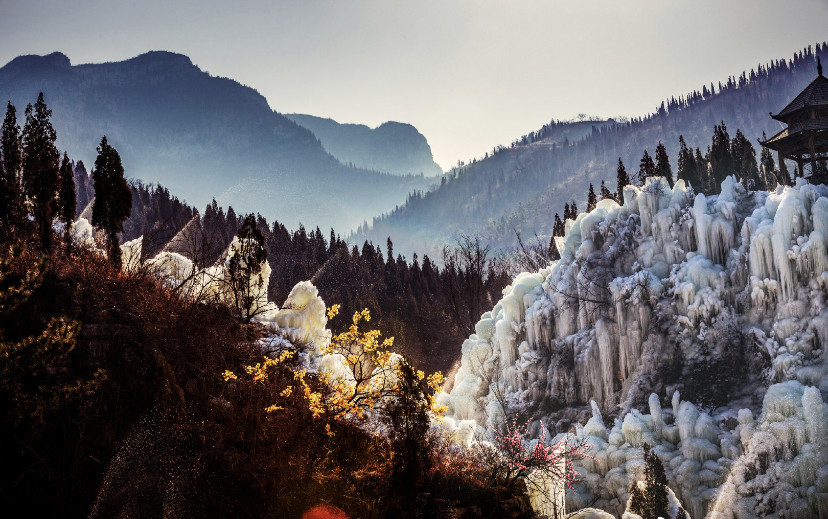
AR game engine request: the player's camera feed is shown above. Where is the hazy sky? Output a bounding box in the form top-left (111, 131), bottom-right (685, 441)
top-left (1, 0), bottom-right (827, 170)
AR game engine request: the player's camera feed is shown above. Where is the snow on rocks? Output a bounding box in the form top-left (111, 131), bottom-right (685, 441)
top-left (71, 217), bottom-right (96, 248)
top-left (708, 380), bottom-right (828, 519)
top-left (440, 176), bottom-right (828, 517)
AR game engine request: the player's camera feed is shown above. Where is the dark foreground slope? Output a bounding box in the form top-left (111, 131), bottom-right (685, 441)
top-left (0, 51), bottom-right (433, 231)
top-left (286, 114), bottom-right (444, 177)
top-left (0, 237), bottom-right (529, 519)
top-left (354, 43), bottom-right (827, 257)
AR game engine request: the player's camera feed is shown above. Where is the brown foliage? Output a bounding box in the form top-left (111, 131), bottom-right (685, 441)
top-left (0, 241), bottom-right (535, 519)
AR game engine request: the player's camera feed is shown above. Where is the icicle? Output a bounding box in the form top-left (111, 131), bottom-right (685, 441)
top-left (596, 319), bottom-right (618, 405)
top-left (693, 193), bottom-right (711, 260)
top-left (672, 390), bottom-right (681, 419)
top-left (649, 393), bottom-right (663, 440)
top-left (802, 385), bottom-right (827, 445)
top-left (677, 401), bottom-right (699, 442)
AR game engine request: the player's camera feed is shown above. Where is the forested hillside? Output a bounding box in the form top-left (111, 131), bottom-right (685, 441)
top-left (354, 43), bottom-right (828, 258)
top-left (0, 51), bottom-right (434, 232)
top-left (0, 93), bottom-right (530, 517)
top-left (66, 172), bottom-right (508, 376)
top-left (161, 201), bottom-right (510, 376)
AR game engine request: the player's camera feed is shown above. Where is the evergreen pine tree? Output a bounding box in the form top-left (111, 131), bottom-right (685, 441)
top-left (553, 213), bottom-right (564, 237)
top-left (695, 148), bottom-right (709, 195)
top-left (547, 234), bottom-right (560, 261)
top-left (760, 134), bottom-right (779, 188)
top-left (708, 121), bottom-right (734, 193)
top-left (638, 149), bottom-right (656, 186)
top-left (57, 152), bottom-right (76, 246)
top-left (739, 139), bottom-right (764, 191)
top-left (587, 183), bottom-right (597, 212)
top-left (21, 93), bottom-right (60, 253)
top-left (570, 201), bottom-right (578, 217)
top-left (1, 102), bottom-right (24, 238)
top-left (730, 129), bottom-right (749, 180)
top-left (643, 444), bottom-right (670, 519)
top-left (92, 136), bottom-right (132, 269)
top-left (563, 203), bottom-right (571, 221)
top-left (676, 135), bottom-right (701, 191)
top-left (600, 180), bottom-right (617, 203)
top-left (226, 206), bottom-right (239, 236)
top-left (654, 141), bottom-right (674, 186)
top-left (226, 214), bottom-right (268, 322)
top-left (616, 158), bottom-right (630, 204)
top-left (628, 482), bottom-right (647, 517)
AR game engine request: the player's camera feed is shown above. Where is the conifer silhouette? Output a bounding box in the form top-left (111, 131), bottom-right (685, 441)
top-left (586, 183), bottom-right (597, 212)
top-left (22, 93), bottom-right (60, 253)
top-left (638, 149), bottom-right (656, 186)
top-left (0, 102), bottom-right (23, 238)
top-left (226, 214), bottom-right (268, 322)
top-left (600, 180), bottom-right (617, 203)
top-left (708, 121), bottom-right (734, 193)
top-left (760, 133), bottom-right (779, 188)
top-left (643, 444), bottom-right (669, 519)
top-left (57, 152), bottom-right (76, 246)
top-left (553, 213), bottom-right (564, 237)
top-left (547, 234), bottom-right (560, 261)
top-left (677, 136), bottom-right (700, 191)
top-left (655, 141), bottom-right (674, 186)
top-left (616, 158), bottom-right (630, 204)
top-left (92, 136), bottom-right (132, 269)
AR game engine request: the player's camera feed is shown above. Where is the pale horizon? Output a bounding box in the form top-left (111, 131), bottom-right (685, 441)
top-left (2, 0), bottom-right (827, 170)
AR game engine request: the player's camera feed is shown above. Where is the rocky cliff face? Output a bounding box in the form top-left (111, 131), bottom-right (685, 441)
top-left (439, 177), bottom-right (828, 518)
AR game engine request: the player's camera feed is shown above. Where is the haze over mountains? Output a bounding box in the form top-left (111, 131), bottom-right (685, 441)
top-left (354, 43), bottom-right (828, 259)
top-left (4, 45), bottom-right (826, 259)
top-left (0, 51), bottom-right (436, 231)
top-left (285, 114), bottom-right (443, 177)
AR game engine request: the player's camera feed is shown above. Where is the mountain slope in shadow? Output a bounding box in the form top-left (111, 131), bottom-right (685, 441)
top-left (0, 51), bottom-right (434, 231)
top-left (286, 114), bottom-right (443, 177)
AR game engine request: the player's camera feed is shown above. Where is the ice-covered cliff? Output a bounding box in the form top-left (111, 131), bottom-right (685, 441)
top-left (439, 177), bottom-right (828, 518)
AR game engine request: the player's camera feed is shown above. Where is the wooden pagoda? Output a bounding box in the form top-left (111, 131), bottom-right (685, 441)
top-left (761, 57), bottom-right (828, 185)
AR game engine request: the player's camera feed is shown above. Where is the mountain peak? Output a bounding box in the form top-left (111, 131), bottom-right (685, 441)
top-left (1, 52), bottom-right (71, 74)
top-left (285, 114), bottom-right (443, 176)
top-left (124, 51), bottom-right (194, 69)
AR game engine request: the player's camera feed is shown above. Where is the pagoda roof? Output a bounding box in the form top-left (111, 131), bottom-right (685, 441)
top-left (761, 125), bottom-right (828, 156)
top-left (772, 72), bottom-right (828, 122)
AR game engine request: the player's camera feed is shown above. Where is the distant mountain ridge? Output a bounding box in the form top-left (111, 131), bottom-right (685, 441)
top-left (0, 51), bottom-right (434, 231)
top-left (353, 43), bottom-right (828, 259)
top-left (285, 114), bottom-right (443, 176)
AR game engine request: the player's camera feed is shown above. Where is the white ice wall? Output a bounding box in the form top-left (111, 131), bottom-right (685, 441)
top-left (442, 176), bottom-right (828, 518)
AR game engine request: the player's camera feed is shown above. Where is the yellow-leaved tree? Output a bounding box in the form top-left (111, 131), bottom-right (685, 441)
top-left (224, 305), bottom-right (445, 433)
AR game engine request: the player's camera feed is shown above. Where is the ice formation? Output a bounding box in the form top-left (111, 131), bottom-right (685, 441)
top-left (120, 236), bottom-right (143, 271)
top-left (111, 225), bottom-right (391, 422)
top-left (440, 177), bottom-right (828, 517)
top-left (70, 217), bottom-right (97, 249)
top-left (565, 509), bottom-right (615, 519)
top-left (116, 229), bottom-right (276, 321)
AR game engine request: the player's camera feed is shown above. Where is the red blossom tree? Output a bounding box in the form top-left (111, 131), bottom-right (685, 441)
top-left (478, 416), bottom-right (593, 505)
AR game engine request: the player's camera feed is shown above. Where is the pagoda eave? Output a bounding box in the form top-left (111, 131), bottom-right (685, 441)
top-left (760, 128), bottom-right (828, 158)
